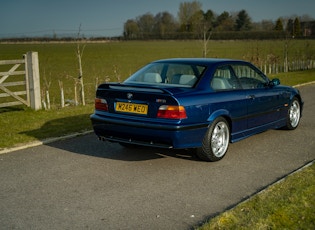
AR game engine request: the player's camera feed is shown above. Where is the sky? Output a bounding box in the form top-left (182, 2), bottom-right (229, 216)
top-left (1, 0), bottom-right (314, 38)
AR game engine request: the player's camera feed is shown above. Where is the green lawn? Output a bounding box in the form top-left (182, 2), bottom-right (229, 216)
top-left (197, 162), bottom-right (315, 230)
top-left (271, 70), bottom-right (315, 86)
top-left (0, 105), bottom-right (93, 149)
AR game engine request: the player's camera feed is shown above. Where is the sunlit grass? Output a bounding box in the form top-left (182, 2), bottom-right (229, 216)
top-left (271, 69), bottom-right (315, 86)
top-left (0, 105), bottom-right (93, 149)
top-left (197, 163), bottom-right (315, 230)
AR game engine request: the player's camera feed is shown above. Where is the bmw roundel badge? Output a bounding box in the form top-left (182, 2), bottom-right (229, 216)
top-left (127, 93), bottom-right (133, 100)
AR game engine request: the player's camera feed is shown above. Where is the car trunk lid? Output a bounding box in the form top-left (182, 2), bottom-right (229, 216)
top-left (95, 83), bottom-right (183, 119)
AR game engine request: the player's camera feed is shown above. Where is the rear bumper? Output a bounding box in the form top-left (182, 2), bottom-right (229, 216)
top-left (90, 113), bottom-right (208, 149)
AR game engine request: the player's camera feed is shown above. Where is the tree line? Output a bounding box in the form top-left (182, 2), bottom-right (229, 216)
top-left (1, 0), bottom-right (314, 42)
top-left (123, 1), bottom-right (315, 40)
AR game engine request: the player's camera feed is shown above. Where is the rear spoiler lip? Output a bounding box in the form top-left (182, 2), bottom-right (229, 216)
top-left (98, 82), bottom-right (174, 95)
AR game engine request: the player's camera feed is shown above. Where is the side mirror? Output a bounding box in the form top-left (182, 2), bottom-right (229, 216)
top-left (270, 78), bottom-right (280, 86)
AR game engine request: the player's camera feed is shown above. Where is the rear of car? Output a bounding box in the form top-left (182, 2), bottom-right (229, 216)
top-left (90, 59), bottom-right (210, 148)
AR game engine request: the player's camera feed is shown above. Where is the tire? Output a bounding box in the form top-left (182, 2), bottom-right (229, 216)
top-left (196, 117), bottom-right (230, 162)
top-left (284, 97), bottom-right (301, 130)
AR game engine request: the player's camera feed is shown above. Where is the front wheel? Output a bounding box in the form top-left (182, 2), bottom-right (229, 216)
top-left (196, 117), bottom-right (230, 162)
top-left (284, 97), bottom-right (301, 130)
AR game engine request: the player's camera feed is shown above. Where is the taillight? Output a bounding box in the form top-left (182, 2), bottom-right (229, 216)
top-left (95, 98), bottom-right (108, 111)
top-left (157, 105), bottom-right (187, 119)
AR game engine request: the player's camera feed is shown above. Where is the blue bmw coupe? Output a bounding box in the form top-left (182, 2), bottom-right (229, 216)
top-left (90, 58), bottom-right (303, 161)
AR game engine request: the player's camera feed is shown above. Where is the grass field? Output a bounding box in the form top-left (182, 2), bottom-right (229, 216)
top-left (0, 105), bottom-right (93, 149)
top-left (1, 40), bottom-right (315, 106)
top-left (198, 162), bottom-right (315, 230)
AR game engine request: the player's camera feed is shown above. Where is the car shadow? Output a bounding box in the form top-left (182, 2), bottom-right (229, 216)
top-left (20, 114), bottom-right (91, 141)
top-left (21, 114), bottom-right (201, 162)
top-left (52, 134), bottom-right (201, 162)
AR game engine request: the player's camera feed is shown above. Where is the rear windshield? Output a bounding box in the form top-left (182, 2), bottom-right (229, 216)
top-left (124, 62), bottom-right (206, 88)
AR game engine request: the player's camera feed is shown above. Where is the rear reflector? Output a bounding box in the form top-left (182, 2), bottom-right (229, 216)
top-left (95, 98), bottom-right (108, 111)
top-left (157, 105), bottom-right (187, 119)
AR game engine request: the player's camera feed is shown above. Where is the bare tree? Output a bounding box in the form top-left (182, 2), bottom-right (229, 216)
top-left (202, 26), bottom-right (212, 58)
top-left (58, 80), bottom-right (65, 108)
top-left (198, 10), bottom-right (214, 57)
top-left (42, 69), bottom-right (51, 110)
top-left (76, 24), bottom-right (86, 106)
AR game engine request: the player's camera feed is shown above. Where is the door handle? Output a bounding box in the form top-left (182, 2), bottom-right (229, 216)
top-left (247, 95), bottom-right (256, 99)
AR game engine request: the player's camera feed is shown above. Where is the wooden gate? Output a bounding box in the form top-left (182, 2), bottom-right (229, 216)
top-left (0, 52), bottom-right (41, 110)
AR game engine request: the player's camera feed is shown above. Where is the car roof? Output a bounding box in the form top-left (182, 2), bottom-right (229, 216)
top-left (152, 58), bottom-right (247, 66)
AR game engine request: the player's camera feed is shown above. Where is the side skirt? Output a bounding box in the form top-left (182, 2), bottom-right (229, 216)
top-left (230, 118), bottom-right (287, 143)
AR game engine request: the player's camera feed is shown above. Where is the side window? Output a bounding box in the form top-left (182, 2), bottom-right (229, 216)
top-left (231, 64), bottom-right (268, 89)
top-left (211, 66), bottom-right (241, 90)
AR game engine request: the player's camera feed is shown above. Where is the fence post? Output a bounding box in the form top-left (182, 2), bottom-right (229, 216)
top-left (25, 51), bottom-right (42, 110)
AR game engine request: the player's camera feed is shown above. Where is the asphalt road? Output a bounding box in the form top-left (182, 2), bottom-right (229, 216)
top-left (1, 84), bottom-right (314, 230)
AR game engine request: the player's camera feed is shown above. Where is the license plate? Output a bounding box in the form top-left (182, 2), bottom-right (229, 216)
top-left (115, 102), bottom-right (148, 115)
